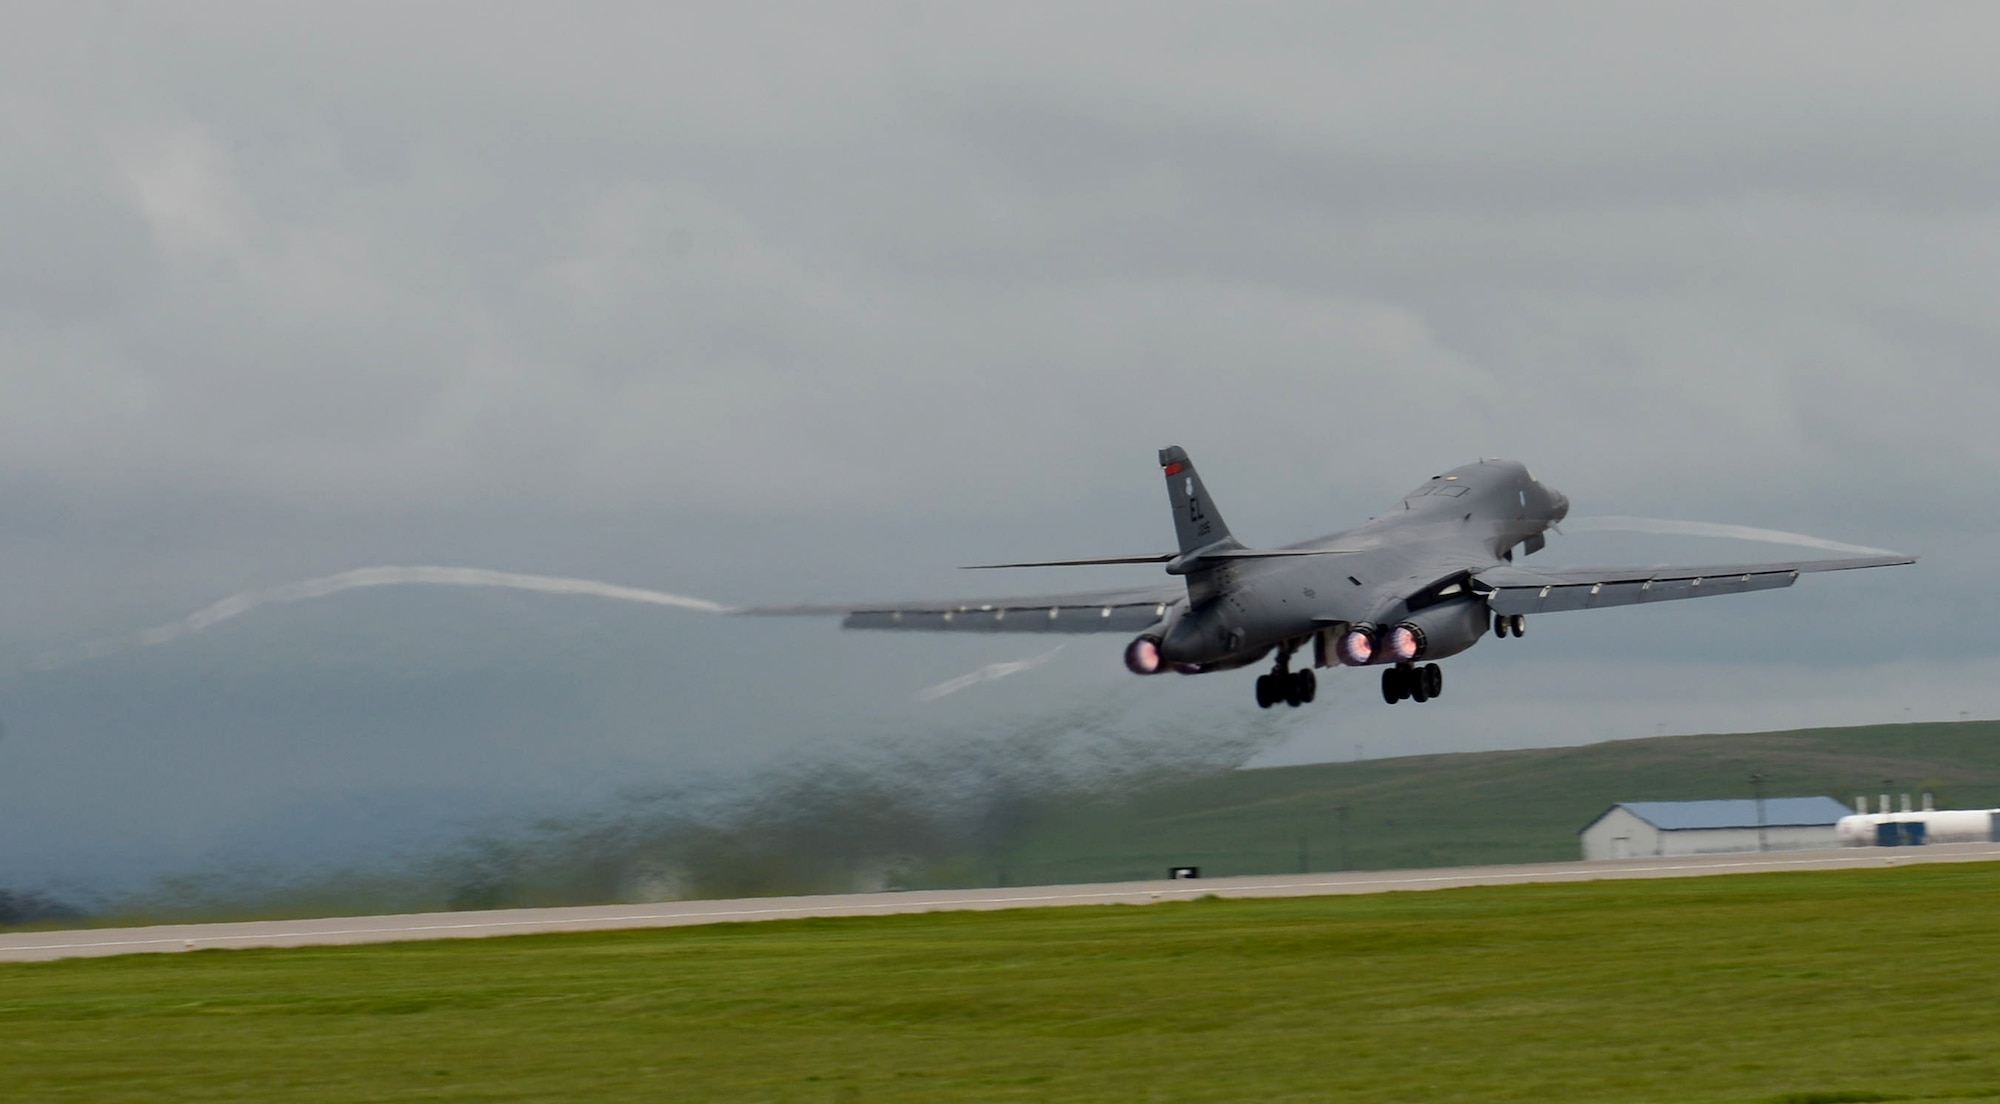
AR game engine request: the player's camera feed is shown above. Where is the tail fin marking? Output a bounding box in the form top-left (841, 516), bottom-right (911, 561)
top-left (1158, 446), bottom-right (1240, 572)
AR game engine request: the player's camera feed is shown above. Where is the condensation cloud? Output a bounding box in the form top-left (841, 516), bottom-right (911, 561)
top-left (40, 566), bottom-right (733, 669)
top-left (1568, 516), bottom-right (1902, 558)
top-left (914, 645), bottom-right (1066, 702)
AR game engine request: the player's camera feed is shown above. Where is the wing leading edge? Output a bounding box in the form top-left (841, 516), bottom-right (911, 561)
top-left (1474, 553), bottom-right (1914, 616)
top-left (736, 584), bottom-right (1184, 634)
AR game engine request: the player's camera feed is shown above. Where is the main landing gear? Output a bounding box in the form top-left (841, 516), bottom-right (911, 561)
top-left (1381, 662), bottom-right (1443, 705)
top-left (1494, 613), bottom-right (1526, 638)
top-left (1254, 646), bottom-right (1316, 709)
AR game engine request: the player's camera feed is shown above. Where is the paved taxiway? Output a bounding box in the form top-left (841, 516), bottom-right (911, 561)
top-left (6, 843), bottom-right (1997, 963)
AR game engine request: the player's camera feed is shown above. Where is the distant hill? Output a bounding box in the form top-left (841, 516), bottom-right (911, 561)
top-left (943, 720), bottom-right (2000, 887)
top-left (73, 719), bottom-right (2000, 924)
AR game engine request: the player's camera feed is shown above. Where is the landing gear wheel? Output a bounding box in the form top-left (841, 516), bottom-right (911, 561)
top-left (1410, 667), bottom-right (1430, 704)
top-left (1255, 675), bottom-right (1275, 709)
top-left (1494, 614), bottom-right (1509, 639)
top-left (1297, 669), bottom-right (1317, 704)
top-left (1381, 667), bottom-right (1401, 705)
top-left (1282, 673), bottom-right (1303, 707)
top-left (1510, 614), bottom-right (1526, 637)
top-left (1423, 663), bottom-right (1443, 699)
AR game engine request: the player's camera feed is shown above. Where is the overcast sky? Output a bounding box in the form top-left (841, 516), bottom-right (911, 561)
top-left (5, 2), bottom-right (1998, 896)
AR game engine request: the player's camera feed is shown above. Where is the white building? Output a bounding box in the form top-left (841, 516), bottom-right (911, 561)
top-left (1580, 797), bottom-right (1851, 861)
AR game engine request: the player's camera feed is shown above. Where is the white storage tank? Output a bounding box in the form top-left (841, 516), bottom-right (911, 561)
top-left (1835, 794), bottom-right (2000, 846)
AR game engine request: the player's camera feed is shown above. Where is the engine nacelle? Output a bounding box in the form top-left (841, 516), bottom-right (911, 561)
top-left (1335, 624), bottom-right (1378, 666)
top-left (1388, 598), bottom-right (1490, 662)
top-left (1124, 634), bottom-right (1166, 675)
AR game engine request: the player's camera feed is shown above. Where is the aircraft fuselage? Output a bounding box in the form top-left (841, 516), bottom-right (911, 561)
top-left (1154, 459), bottom-right (1569, 672)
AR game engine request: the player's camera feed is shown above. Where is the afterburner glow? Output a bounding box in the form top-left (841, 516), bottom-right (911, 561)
top-left (1123, 635), bottom-right (1165, 675)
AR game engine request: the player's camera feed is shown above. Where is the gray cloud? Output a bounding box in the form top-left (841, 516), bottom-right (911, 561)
top-left (7, 3), bottom-right (1997, 518)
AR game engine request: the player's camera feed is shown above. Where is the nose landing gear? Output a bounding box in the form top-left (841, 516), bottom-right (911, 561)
top-left (1381, 662), bottom-right (1443, 705)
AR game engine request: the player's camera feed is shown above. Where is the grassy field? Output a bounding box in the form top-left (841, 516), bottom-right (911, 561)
top-left (6, 862), bottom-right (2000, 1103)
top-left (972, 720), bottom-right (2000, 886)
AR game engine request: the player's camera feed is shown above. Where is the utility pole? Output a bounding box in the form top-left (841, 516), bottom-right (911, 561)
top-left (1749, 771), bottom-right (1769, 852)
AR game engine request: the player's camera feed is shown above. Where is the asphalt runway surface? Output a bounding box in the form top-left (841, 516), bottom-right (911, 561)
top-left (6, 843), bottom-right (1997, 963)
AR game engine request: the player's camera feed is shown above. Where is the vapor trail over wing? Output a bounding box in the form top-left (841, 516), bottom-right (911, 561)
top-left (40, 566), bottom-right (736, 669)
top-left (913, 645), bottom-right (1066, 701)
top-left (1567, 515), bottom-right (1902, 557)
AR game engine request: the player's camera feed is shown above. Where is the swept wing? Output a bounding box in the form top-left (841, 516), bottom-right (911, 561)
top-left (737, 583), bottom-right (1184, 634)
top-left (1475, 554), bottom-right (1913, 616)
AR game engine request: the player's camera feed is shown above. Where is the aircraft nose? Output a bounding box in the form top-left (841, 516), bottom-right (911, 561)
top-left (1549, 488), bottom-right (1570, 522)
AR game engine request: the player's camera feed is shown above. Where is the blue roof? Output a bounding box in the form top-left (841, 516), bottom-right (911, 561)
top-left (1607, 797), bottom-right (1853, 831)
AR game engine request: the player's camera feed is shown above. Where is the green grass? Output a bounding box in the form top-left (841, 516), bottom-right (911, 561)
top-left (7, 863), bottom-right (2000, 1102)
top-left (975, 720), bottom-right (2000, 886)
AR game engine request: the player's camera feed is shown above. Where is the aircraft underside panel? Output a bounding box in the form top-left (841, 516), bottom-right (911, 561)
top-left (1484, 569), bottom-right (1798, 615)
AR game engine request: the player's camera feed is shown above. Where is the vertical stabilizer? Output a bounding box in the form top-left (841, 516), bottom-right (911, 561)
top-left (1159, 446), bottom-right (1239, 566)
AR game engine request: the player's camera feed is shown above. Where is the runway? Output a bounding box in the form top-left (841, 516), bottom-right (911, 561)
top-left (5, 842), bottom-right (1997, 963)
